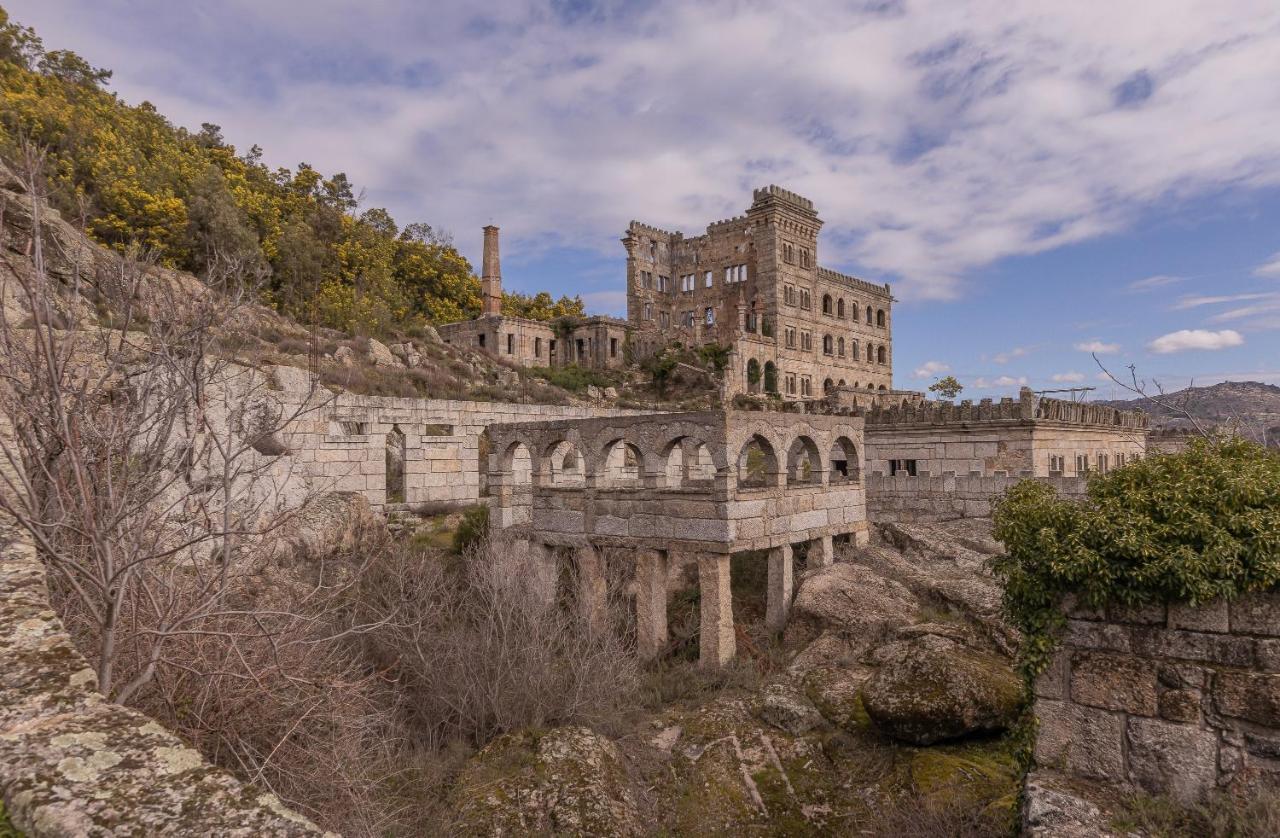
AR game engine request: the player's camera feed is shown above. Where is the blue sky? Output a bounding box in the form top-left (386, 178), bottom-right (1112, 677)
top-left (9, 0), bottom-right (1280, 397)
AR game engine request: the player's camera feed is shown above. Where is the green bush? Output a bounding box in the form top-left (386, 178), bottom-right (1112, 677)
top-left (452, 505), bottom-right (490, 554)
top-left (697, 342), bottom-right (731, 372)
top-left (991, 437), bottom-right (1280, 682)
top-left (525, 365), bottom-right (612, 394)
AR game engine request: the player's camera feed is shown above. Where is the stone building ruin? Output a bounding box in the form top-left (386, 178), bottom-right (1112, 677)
top-left (485, 410), bottom-right (869, 667)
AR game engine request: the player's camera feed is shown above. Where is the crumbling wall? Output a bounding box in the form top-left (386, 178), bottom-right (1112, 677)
top-left (0, 417), bottom-right (326, 837)
top-left (866, 474), bottom-right (1089, 522)
top-left (1033, 592), bottom-right (1280, 803)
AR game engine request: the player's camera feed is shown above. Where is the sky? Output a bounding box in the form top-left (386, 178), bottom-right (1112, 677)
top-left (8, 0), bottom-right (1280, 397)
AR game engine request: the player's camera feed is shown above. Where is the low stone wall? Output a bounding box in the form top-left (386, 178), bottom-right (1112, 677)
top-left (0, 418), bottom-right (326, 836)
top-left (866, 474), bottom-right (1088, 522)
top-left (1033, 592), bottom-right (1280, 803)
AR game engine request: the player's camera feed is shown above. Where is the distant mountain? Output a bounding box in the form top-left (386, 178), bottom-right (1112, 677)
top-left (1094, 380), bottom-right (1280, 446)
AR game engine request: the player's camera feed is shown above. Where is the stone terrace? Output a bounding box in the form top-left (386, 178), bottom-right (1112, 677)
top-left (486, 410), bottom-right (868, 668)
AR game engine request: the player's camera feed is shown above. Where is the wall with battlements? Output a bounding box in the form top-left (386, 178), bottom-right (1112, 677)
top-left (867, 473), bottom-right (1089, 522)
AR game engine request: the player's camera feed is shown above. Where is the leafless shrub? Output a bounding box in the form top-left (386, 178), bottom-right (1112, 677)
top-left (356, 532), bottom-right (640, 749)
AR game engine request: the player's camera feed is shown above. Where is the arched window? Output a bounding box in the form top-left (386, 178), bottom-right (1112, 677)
top-left (838, 379), bottom-right (846, 386)
top-left (837, 298), bottom-right (845, 318)
top-left (866, 305), bottom-right (873, 324)
top-left (547, 440), bottom-right (586, 487)
top-left (822, 334), bottom-right (834, 355)
top-left (665, 437), bottom-right (717, 487)
top-left (764, 361), bottom-right (778, 394)
top-left (822, 294), bottom-right (833, 315)
top-left (866, 343), bottom-right (874, 363)
top-left (829, 437), bottom-right (860, 483)
top-left (601, 439), bottom-right (644, 485)
top-left (877, 309), bottom-right (886, 327)
top-left (746, 358), bottom-right (762, 393)
top-left (877, 345), bottom-right (887, 364)
top-left (823, 378), bottom-right (834, 395)
top-left (837, 337), bottom-right (845, 357)
top-left (850, 339), bottom-right (858, 360)
top-left (786, 436), bottom-right (821, 486)
top-left (879, 384), bottom-right (887, 391)
top-left (738, 435), bottom-right (778, 489)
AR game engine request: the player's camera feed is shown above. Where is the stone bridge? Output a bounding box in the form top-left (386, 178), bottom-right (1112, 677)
top-left (486, 410), bottom-right (869, 667)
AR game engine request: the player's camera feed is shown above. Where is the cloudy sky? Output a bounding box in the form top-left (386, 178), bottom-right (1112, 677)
top-left (10, 0), bottom-right (1280, 396)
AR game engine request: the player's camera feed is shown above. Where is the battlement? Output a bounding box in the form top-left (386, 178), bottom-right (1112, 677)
top-left (817, 266), bottom-right (892, 299)
top-left (866, 388), bottom-right (1149, 430)
top-left (705, 214), bottom-right (751, 234)
top-left (626, 220), bottom-right (681, 241)
top-left (751, 184), bottom-right (815, 212)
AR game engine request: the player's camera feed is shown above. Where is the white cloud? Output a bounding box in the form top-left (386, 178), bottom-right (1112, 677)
top-left (1126, 274), bottom-right (1185, 292)
top-left (1173, 292), bottom-right (1274, 310)
top-left (1147, 328), bottom-right (1244, 353)
top-left (973, 375), bottom-right (1028, 389)
top-left (1074, 340), bottom-right (1121, 354)
top-left (1051, 372), bottom-right (1085, 383)
top-left (8, 0), bottom-right (1280, 300)
top-left (992, 346), bottom-right (1029, 364)
top-left (1254, 251), bottom-right (1280, 278)
top-left (913, 360), bottom-right (951, 379)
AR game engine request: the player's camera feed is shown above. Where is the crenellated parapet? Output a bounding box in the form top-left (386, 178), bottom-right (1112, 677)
top-left (751, 184), bottom-right (815, 212)
top-left (817, 266), bottom-right (893, 299)
top-left (867, 387), bottom-right (1149, 430)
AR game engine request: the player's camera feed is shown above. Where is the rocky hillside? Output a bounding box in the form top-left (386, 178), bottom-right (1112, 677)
top-left (1096, 380), bottom-right (1280, 445)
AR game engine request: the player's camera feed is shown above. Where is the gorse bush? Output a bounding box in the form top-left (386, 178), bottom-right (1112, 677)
top-left (991, 437), bottom-right (1280, 681)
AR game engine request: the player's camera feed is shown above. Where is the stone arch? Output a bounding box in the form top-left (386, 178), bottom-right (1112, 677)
top-left (746, 357), bottom-right (762, 394)
top-left (877, 345), bottom-right (887, 364)
top-left (763, 361), bottom-right (778, 394)
top-left (877, 308), bottom-right (886, 327)
top-left (837, 298), bottom-right (845, 318)
top-left (822, 334), bottom-right (834, 355)
top-left (786, 435), bottom-right (822, 486)
top-left (866, 343), bottom-right (874, 363)
top-left (838, 379), bottom-right (846, 387)
top-left (545, 439), bottom-right (586, 487)
top-left (599, 438), bottom-right (645, 485)
top-left (822, 293), bottom-right (833, 315)
top-left (501, 439), bottom-right (534, 485)
top-left (737, 434), bottom-right (778, 489)
top-left (829, 436), bottom-right (859, 483)
top-left (385, 424), bottom-right (406, 504)
top-left (823, 378), bottom-right (834, 395)
top-left (838, 336), bottom-right (845, 357)
top-left (879, 384), bottom-right (887, 391)
top-left (663, 436), bottom-right (717, 487)
top-left (866, 305), bottom-right (873, 324)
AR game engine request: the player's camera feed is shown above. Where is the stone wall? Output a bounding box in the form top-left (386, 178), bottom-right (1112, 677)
top-left (1033, 592), bottom-right (1280, 803)
top-left (0, 418), bottom-right (324, 836)
top-left (866, 474), bottom-right (1089, 522)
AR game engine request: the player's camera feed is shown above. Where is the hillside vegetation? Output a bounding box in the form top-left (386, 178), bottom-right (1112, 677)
top-left (0, 6), bottom-right (582, 337)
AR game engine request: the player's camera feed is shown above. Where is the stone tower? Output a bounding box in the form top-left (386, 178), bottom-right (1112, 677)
top-left (481, 225), bottom-right (502, 317)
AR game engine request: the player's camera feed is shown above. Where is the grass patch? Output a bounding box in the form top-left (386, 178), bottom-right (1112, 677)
top-left (1112, 790), bottom-right (1280, 837)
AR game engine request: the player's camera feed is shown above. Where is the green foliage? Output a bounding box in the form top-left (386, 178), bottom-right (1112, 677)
top-left (502, 291), bottom-right (584, 321)
top-left (763, 362), bottom-right (778, 394)
top-left (0, 8), bottom-right (480, 336)
top-left (642, 349), bottom-right (680, 394)
top-left (452, 505), bottom-right (489, 555)
top-left (991, 438), bottom-right (1280, 683)
top-left (928, 375), bottom-right (963, 400)
top-left (525, 365), bottom-right (613, 394)
top-left (0, 797), bottom-right (21, 838)
top-left (697, 342), bottom-right (731, 372)
top-left (1113, 789), bottom-right (1280, 837)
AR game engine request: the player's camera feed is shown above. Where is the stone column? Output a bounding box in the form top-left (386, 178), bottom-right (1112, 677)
top-left (698, 553), bottom-right (735, 668)
top-left (766, 544), bottom-right (794, 632)
top-left (811, 535), bottom-right (834, 568)
top-left (576, 543), bottom-right (608, 634)
top-left (529, 542), bottom-right (558, 607)
top-left (635, 548), bottom-right (668, 659)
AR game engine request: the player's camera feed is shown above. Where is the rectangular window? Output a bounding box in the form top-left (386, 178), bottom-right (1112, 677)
top-left (658, 311), bottom-right (670, 328)
top-left (800, 289), bottom-right (812, 310)
top-left (681, 274), bottom-right (695, 292)
top-left (704, 307), bottom-right (714, 326)
top-left (705, 271), bottom-right (714, 288)
top-left (800, 377), bottom-right (811, 397)
top-left (1116, 453), bottom-right (1126, 468)
top-left (1048, 454), bottom-right (1064, 475)
top-left (785, 326), bottom-right (796, 348)
top-left (534, 337), bottom-right (542, 357)
top-left (658, 275), bottom-right (669, 292)
top-left (1076, 454), bottom-right (1089, 474)
top-left (801, 331), bottom-right (812, 351)
top-left (889, 459), bottom-right (919, 477)
top-left (506, 333), bottom-right (514, 355)
top-left (1097, 453), bottom-right (1109, 473)
top-left (786, 374), bottom-right (797, 395)
top-left (610, 337), bottom-right (618, 358)
top-left (682, 310), bottom-right (695, 327)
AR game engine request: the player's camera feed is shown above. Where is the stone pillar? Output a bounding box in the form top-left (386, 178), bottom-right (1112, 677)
top-left (811, 535), bottom-right (834, 568)
top-left (635, 548), bottom-right (668, 659)
top-left (766, 544), bottom-right (794, 632)
top-left (481, 225), bottom-right (503, 316)
top-left (529, 542), bottom-right (558, 607)
top-left (576, 543), bottom-right (608, 634)
top-left (698, 553), bottom-right (735, 668)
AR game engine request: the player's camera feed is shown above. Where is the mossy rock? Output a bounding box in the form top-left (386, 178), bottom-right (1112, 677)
top-left (802, 666), bottom-right (872, 734)
top-left (861, 635), bottom-right (1023, 745)
top-left (450, 726), bottom-right (640, 836)
top-left (887, 742), bottom-right (1021, 832)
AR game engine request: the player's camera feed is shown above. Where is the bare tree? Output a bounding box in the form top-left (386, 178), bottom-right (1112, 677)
top-left (0, 147), bottom-right (347, 702)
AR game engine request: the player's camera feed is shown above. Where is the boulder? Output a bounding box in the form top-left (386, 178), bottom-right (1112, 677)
top-left (758, 683), bottom-right (824, 735)
top-left (788, 563), bottom-right (919, 649)
top-left (861, 634), bottom-right (1023, 745)
top-left (365, 337), bottom-right (400, 367)
top-left (451, 726), bottom-right (640, 837)
top-left (603, 386), bottom-right (619, 399)
top-left (802, 666), bottom-right (873, 733)
top-left (268, 364), bottom-right (314, 393)
top-left (497, 367), bottom-right (521, 388)
top-left (391, 342), bottom-right (423, 368)
top-left (586, 385), bottom-right (603, 400)
top-left (333, 345), bottom-right (356, 366)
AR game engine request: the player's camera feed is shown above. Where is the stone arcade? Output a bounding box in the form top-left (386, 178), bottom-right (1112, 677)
top-left (485, 410), bottom-right (869, 667)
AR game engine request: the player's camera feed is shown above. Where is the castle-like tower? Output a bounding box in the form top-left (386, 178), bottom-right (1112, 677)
top-left (624, 186), bottom-right (895, 401)
top-left (481, 225), bottom-right (503, 317)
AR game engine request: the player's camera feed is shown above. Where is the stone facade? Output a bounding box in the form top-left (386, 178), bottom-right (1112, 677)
top-left (486, 410), bottom-right (869, 667)
top-left (864, 388), bottom-right (1148, 479)
top-left (867, 473), bottom-right (1090, 523)
top-left (1033, 592), bottom-right (1280, 803)
top-left (437, 225), bottom-right (630, 370)
top-left (625, 186), bottom-right (895, 401)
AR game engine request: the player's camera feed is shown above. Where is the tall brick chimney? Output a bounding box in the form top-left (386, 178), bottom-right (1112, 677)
top-left (481, 225), bottom-right (502, 317)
